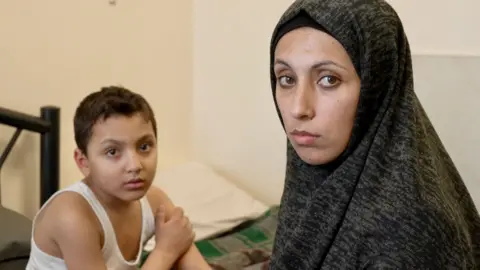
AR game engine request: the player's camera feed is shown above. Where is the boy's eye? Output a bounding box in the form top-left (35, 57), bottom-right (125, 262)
top-left (106, 149), bottom-right (117, 156)
top-left (139, 143), bottom-right (151, 151)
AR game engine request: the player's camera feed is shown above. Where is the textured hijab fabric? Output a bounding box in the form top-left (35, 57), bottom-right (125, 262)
top-left (269, 0), bottom-right (480, 269)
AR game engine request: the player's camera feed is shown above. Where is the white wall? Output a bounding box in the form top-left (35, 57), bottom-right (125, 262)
top-left (192, 1), bottom-right (293, 205)
top-left (192, 0), bottom-right (480, 205)
top-left (0, 1), bottom-right (193, 217)
top-left (388, 0), bottom-right (480, 55)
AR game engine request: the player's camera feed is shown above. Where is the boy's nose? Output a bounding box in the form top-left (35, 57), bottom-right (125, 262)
top-left (126, 152), bottom-right (142, 173)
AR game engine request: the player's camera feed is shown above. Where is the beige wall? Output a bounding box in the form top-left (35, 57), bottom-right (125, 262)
top-left (1, 0), bottom-right (479, 217)
top-left (0, 1), bottom-right (193, 217)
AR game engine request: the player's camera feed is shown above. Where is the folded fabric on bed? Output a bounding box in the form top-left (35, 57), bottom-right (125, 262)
top-left (141, 205), bottom-right (279, 269)
top-left (144, 162), bottom-right (269, 252)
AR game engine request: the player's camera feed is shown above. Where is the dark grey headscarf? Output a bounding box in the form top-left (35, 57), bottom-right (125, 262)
top-left (269, 0), bottom-right (480, 269)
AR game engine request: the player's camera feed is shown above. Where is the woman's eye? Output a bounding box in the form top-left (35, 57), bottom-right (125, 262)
top-left (318, 75), bottom-right (340, 88)
top-left (278, 76), bottom-right (295, 87)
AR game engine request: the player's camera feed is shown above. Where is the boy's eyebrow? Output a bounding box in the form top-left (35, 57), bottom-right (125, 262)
top-left (100, 138), bottom-right (124, 145)
top-left (100, 134), bottom-right (155, 145)
top-left (138, 133), bottom-right (155, 140)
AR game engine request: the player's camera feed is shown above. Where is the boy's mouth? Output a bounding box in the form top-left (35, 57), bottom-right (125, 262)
top-left (124, 178), bottom-right (145, 190)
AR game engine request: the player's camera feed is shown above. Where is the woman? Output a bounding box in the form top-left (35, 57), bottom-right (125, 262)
top-left (268, 0), bottom-right (480, 269)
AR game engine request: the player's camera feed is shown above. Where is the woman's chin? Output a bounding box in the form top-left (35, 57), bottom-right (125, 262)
top-left (295, 147), bottom-right (335, 166)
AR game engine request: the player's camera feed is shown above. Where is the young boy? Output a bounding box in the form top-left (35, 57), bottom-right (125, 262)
top-left (26, 86), bottom-right (211, 270)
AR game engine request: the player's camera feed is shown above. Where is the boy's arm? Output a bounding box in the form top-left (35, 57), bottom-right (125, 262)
top-left (173, 245), bottom-right (212, 270)
top-left (46, 194), bottom-right (107, 270)
top-left (46, 193), bottom-right (176, 270)
top-left (148, 186), bottom-right (212, 269)
top-left (141, 248), bottom-right (177, 269)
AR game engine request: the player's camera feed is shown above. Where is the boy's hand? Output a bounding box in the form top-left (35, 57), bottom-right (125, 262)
top-left (154, 206), bottom-right (195, 259)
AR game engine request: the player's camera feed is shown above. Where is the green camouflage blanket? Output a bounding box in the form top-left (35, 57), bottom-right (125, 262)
top-left (141, 206), bottom-right (279, 269)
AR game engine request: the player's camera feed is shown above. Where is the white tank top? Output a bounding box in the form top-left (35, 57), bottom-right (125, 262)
top-left (26, 181), bottom-right (156, 270)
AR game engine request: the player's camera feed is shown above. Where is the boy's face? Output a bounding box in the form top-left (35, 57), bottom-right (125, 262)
top-left (74, 113), bottom-right (157, 202)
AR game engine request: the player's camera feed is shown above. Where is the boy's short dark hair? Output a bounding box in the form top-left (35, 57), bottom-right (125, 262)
top-left (74, 86), bottom-right (157, 155)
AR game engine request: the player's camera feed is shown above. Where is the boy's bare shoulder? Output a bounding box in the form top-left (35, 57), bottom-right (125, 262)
top-left (33, 191), bottom-right (106, 269)
top-left (146, 186), bottom-right (175, 212)
top-left (36, 191), bottom-right (102, 240)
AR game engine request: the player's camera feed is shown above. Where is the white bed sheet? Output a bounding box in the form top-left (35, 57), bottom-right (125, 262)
top-left (144, 162), bottom-right (268, 251)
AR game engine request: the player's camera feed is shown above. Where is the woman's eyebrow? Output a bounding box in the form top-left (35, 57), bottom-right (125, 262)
top-left (274, 59), bottom-right (347, 70)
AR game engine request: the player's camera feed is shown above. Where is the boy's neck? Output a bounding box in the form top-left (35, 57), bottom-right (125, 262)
top-left (82, 179), bottom-right (136, 213)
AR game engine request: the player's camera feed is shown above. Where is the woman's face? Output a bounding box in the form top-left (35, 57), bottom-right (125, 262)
top-left (274, 27), bottom-right (361, 165)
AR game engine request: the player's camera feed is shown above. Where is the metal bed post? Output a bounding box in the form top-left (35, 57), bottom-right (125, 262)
top-left (40, 106), bottom-right (60, 206)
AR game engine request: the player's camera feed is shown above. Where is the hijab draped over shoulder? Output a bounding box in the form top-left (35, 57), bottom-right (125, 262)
top-left (269, 0), bottom-right (480, 269)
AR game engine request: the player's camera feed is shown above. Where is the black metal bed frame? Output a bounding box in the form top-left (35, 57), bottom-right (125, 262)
top-left (0, 106), bottom-right (60, 207)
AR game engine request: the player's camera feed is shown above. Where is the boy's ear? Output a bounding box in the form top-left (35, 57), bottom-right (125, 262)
top-left (74, 148), bottom-right (90, 177)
